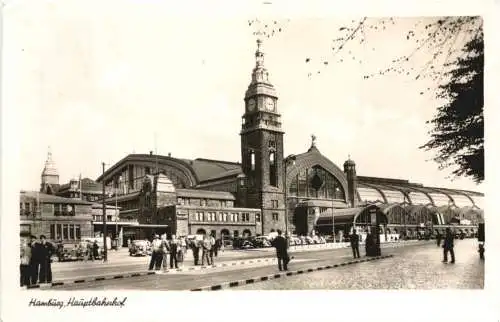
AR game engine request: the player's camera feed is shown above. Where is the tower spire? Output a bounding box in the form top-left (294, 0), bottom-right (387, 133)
top-left (250, 39), bottom-right (271, 85)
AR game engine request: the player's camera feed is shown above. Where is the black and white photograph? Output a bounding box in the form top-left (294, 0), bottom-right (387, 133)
top-left (1, 0), bottom-right (499, 321)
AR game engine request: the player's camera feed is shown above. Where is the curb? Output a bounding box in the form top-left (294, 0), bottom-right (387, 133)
top-left (190, 254), bottom-right (394, 291)
top-left (157, 257), bottom-right (281, 274)
top-left (24, 271), bottom-right (156, 289)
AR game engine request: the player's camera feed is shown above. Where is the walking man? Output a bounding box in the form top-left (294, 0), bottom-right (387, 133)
top-left (271, 230), bottom-right (290, 271)
top-left (442, 228), bottom-right (455, 264)
top-left (350, 228), bottom-right (360, 259)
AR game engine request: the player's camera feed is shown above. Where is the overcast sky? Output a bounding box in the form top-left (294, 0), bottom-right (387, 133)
top-left (4, 0), bottom-right (486, 193)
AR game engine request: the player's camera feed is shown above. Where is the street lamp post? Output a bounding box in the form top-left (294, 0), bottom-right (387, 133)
top-left (101, 162), bottom-right (108, 262)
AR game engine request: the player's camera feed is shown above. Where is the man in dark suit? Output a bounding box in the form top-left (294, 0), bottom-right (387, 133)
top-left (350, 228), bottom-right (360, 259)
top-left (442, 228), bottom-right (455, 263)
top-left (271, 230), bottom-right (290, 271)
top-left (33, 235), bottom-right (54, 283)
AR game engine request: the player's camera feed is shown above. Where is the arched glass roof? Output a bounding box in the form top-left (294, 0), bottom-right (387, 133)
top-left (450, 194), bottom-right (474, 207)
top-left (408, 191), bottom-right (432, 205)
top-left (357, 186), bottom-right (385, 203)
top-left (380, 189), bottom-right (405, 203)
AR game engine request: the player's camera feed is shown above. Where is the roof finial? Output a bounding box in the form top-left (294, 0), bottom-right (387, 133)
top-left (255, 39), bottom-right (264, 68)
top-left (311, 134), bottom-right (316, 147)
top-left (348, 154), bottom-right (351, 160)
top-left (47, 146), bottom-right (52, 161)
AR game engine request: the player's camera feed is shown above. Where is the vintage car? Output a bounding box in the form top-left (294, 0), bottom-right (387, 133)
top-left (129, 240), bottom-right (151, 256)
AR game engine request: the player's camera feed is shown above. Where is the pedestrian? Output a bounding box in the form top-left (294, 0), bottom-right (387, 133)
top-left (20, 237), bottom-right (33, 287)
top-left (442, 228), bottom-right (455, 264)
top-left (436, 231), bottom-right (442, 247)
top-left (192, 239), bottom-right (200, 265)
top-left (214, 238), bottom-right (221, 257)
top-left (34, 235), bottom-right (54, 284)
top-left (160, 234), bottom-right (170, 271)
top-left (271, 230), bottom-right (290, 271)
top-left (349, 228), bottom-right (360, 259)
top-left (149, 234), bottom-right (163, 270)
top-left (169, 235), bottom-right (179, 269)
top-left (177, 236), bottom-right (187, 268)
top-left (365, 231), bottom-right (374, 257)
top-left (208, 233), bottom-right (216, 265)
top-left (92, 240), bottom-right (99, 261)
top-left (201, 233), bottom-right (212, 266)
top-left (478, 243), bottom-right (485, 260)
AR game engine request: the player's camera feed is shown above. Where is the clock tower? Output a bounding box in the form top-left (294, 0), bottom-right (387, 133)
top-left (240, 39), bottom-right (285, 235)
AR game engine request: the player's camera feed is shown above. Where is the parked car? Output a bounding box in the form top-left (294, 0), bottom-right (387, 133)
top-left (129, 240), bottom-right (151, 256)
top-left (252, 236), bottom-right (272, 248)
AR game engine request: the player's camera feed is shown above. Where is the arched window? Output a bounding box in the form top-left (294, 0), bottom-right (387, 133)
top-left (250, 150), bottom-right (255, 171)
top-left (288, 165), bottom-right (345, 200)
top-left (269, 150), bottom-right (277, 187)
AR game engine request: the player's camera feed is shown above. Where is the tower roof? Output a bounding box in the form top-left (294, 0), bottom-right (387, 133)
top-left (344, 155), bottom-right (356, 167)
top-left (41, 147), bottom-right (59, 177)
top-left (245, 39), bottom-right (277, 99)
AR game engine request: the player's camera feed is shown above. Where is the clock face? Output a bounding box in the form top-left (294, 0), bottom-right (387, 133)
top-left (265, 98), bottom-right (275, 111)
top-left (248, 99), bottom-right (256, 111)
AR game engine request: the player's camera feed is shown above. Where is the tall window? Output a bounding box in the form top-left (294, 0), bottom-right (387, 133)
top-left (63, 224), bottom-right (69, 240)
top-left (75, 225), bottom-right (81, 239)
top-left (269, 151), bottom-right (277, 186)
top-left (256, 213), bottom-right (261, 222)
top-left (272, 212), bottom-right (279, 221)
top-left (271, 200), bottom-right (278, 208)
top-left (234, 230), bottom-right (239, 238)
top-left (50, 224), bottom-right (56, 240)
top-left (69, 224), bottom-right (75, 239)
top-left (250, 150), bottom-right (255, 171)
top-left (223, 213), bottom-right (228, 221)
top-left (56, 224), bottom-right (62, 240)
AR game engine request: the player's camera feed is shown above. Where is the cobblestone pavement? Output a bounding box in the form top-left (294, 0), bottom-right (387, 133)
top-left (234, 238), bottom-right (484, 290)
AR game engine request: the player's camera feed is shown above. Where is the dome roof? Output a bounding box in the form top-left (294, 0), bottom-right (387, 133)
top-left (344, 156), bottom-right (356, 167)
top-left (41, 149), bottom-right (58, 177)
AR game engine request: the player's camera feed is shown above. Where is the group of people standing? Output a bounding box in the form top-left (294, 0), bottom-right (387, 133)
top-left (20, 235), bottom-right (54, 287)
top-left (149, 234), bottom-right (188, 271)
top-left (190, 233), bottom-right (220, 267)
top-left (148, 232), bottom-right (222, 271)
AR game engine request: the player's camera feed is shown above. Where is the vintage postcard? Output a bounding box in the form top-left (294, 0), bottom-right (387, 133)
top-left (1, 0), bottom-right (498, 321)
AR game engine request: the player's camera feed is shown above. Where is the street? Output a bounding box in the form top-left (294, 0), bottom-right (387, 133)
top-left (235, 238), bottom-right (484, 290)
top-left (38, 240), bottom-right (482, 291)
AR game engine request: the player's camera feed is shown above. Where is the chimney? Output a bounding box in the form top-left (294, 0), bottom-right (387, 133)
top-left (150, 151), bottom-right (153, 156)
top-left (168, 152), bottom-right (171, 157)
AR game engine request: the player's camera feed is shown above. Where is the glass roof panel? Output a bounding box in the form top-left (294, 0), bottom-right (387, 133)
top-left (408, 191), bottom-right (432, 205)
top-left (380, 189), bottom-right (405, 203)
top-left (470, 195), bottom-right (484, 209)
top-left (357, 187), bottom-right (384, 203)
top-left (428, 193), bottom-right (452, 206)
top-left (451, 194), bottom-right (474, 207)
